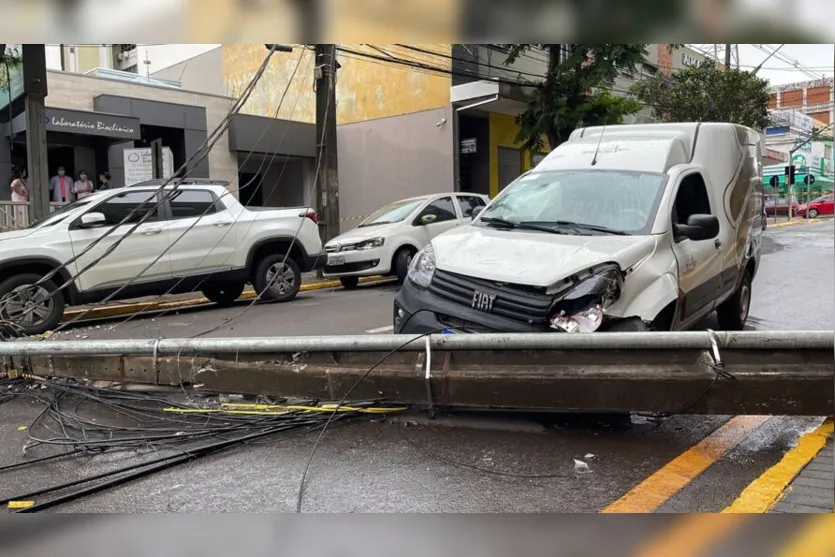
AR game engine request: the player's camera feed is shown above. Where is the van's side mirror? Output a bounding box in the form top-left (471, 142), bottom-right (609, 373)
top-left (79, 212), bottom-right (106, 228)
top-left (471, 205), bottom-right (485, 218)
top-left (676, 214), bottom-right (719, 241)
top-left (418, 214), bottom-right (437, 226)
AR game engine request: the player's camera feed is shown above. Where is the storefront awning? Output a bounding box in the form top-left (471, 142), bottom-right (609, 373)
top-left (7, 107), bottom-right (141, 141)
top-left (227, 114), bottom-right (315, 158)
top-left (451, 80), bottom-right (531, 116)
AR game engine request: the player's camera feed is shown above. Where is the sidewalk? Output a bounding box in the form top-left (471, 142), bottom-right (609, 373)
top-left (769, 435), bottom-right (834, 513)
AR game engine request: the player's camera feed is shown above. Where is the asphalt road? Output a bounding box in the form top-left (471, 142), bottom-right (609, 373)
top-left (0, 221), bottom-right (831, 514)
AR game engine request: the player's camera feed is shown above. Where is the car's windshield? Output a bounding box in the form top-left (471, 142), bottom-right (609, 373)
top-left (26, 198), bottom-right (94, 229)
top-left (479, 170), bottom-right (666, 234)
top-left (359, 198), bottom-right (425, 227)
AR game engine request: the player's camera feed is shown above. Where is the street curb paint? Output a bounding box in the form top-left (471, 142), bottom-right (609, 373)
top-left (774, 514), bottom-right (835, 557)
top-left (61, 276), bottom-right (394, 323)
top-left (632, 514), bottom-right (749, 557)
top-left (721, 418), bottom-right (833, 514)
top-left (600, 415), bottom-right (770, 513)
top-left (768, 218), bottom-right (823, 229)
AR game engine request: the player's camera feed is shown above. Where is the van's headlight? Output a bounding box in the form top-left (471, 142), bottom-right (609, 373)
top-left (549, 268), bottom-right (622, 333)
top-left (356, 238), bottom-right (384, 250)
top-left (407, 244), bottom-right (436, 288)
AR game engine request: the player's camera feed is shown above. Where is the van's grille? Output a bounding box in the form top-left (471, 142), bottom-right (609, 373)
top-left (429, 270), bottom-right (554, 325)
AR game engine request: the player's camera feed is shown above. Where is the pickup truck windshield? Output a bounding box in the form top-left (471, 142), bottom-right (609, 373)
top-left (479, 170), bottom-right (665, 234)
top-left (359, 198), bottom-right (425, 227)
top-left (26, 198), bottom-right (93, 229)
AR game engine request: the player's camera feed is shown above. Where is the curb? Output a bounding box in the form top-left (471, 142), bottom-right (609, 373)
top-left (769, 218), bottom-right (823, 229)
top-left (61, 275), bottom-right (394, 323)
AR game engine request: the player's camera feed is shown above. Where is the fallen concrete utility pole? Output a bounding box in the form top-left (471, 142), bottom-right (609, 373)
top-left (0, 331), bottom-right (832, 416)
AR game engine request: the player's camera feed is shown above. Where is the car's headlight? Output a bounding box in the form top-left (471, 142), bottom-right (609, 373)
top-left (407, 244), bottom-right (435, 288)
top-left (356, 238), bottom-right (385, 250)
top-left (549, 267), bottom-right (622, 333)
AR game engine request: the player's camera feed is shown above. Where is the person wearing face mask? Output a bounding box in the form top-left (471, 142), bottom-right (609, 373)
top-left (72, 170), bottom-right (94, 199)
top-left (50, 166), bottom-right (73, 203)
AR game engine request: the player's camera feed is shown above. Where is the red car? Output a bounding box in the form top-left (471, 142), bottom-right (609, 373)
top-left (796, 193), bottom-right (835, 218)
top-left (764, 198), bottom-right (800, 216)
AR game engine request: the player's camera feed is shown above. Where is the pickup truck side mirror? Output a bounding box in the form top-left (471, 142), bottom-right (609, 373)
top-left (676, 214), bottom-right (719, 241)
top-left (79, 212), bottom-right (106, 228)
top-left (418, 214), bottom-right (437, 226)
top-left (471, 205), bottom-right (485, 218)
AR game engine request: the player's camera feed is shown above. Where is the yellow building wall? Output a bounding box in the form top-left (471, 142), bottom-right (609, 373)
top-left (73, 46), bottom-right (101, 74)
top-left (222, 44), bottom-right (452, 125)
top-left (488, 112), bottom-right (551, 198)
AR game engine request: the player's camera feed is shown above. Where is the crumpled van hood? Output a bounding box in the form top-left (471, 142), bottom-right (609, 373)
top-left (432, 226), bottom-right (658, 287)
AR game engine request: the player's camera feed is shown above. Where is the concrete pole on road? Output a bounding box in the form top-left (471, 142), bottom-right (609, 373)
top-left (314, 44), bottom-right (340, 246)
top-left (22, 45), bottom-right (49, 223)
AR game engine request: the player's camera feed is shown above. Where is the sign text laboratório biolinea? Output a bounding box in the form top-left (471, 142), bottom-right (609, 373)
top-left (47, 116), bottom-right (136, 135)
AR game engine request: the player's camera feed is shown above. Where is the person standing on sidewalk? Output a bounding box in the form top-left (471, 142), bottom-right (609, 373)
top-left (50, 166), bottom-right (73, 204)
top-left (98, 171), bottom-right (113, 191)
top-left (9, 168), bottom-right (29, 227)
top-left (72, 170), bottom-right (94, 199)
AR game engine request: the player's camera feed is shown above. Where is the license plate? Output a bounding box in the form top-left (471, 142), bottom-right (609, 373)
top-left (328, 255), bottom-right (345, 266)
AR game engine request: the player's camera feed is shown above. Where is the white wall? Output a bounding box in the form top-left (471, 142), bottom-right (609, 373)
top-left (137, 44), bottom-right (222, 75)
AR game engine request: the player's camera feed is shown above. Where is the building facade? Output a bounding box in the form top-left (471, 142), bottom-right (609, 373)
top-left (768, 78), bottom-right (835, 125)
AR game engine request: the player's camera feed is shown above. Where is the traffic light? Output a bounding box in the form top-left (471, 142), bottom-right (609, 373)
top-left (784, 165), bottom-right (796, 184)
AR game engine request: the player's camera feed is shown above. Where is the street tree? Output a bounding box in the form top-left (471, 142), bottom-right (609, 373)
top-left (503, 44), bottom-right (647, 152)
top-left (631, 59), bottom-right (771, 129)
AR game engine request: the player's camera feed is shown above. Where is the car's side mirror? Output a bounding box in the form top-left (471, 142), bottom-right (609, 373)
top-left (471, 205), bottom-right (485, 218)
top-left (418, 214), bottom-right (437, 226)
top-left (79, 212), bottom-right (106, 228)
top-left (676, 214), bottom-right (719, 241)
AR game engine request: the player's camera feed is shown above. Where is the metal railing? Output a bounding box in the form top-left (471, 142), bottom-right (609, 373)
top-left (0, 202), bottom-right (65, 230)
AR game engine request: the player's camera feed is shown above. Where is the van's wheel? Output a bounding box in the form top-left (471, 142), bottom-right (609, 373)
top-left (202, 281), bottom-right (245, 307)
top-left (0, 274), bottom-right (65, 336)
top-left (808, 208), bottom-right (819, 218)
top-left (254, 254), bottom-right (302, 302)
top-left (605, 317), bottom-right (651, 332)
top-left (716, 270), bottom-right (751, 331)
top-left (340, 276), bottom-right (359, 290)
top-left (394, 248), bottom-right (414, 284)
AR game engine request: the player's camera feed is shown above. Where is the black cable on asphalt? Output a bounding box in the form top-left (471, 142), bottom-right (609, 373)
top-left (50, 48), bottom-right (312, 335)
top-left (295, 317), bottom-right (445, 513)
top-left (0, 45), bottom-right (282, 323)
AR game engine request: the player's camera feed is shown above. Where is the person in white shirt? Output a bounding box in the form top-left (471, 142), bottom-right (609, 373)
top-left (72, 170), bottom-right (94, 199)
top-left (50, 166), bottom-right (73, 203)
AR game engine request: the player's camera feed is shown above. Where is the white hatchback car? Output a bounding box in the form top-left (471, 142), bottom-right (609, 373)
top-left (324, 192), bottom-right (490, 288)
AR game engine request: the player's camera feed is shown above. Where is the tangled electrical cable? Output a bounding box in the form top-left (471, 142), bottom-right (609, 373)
top-left (0, 376), bottom-right (406, 513)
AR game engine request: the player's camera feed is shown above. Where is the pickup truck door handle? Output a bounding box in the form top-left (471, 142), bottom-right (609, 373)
top-left (714, 239), bottom-right (722, 249)
top-left (141, 229), bottom-right (162, 235)
top-left (214, 222), bottom-right (232, 227)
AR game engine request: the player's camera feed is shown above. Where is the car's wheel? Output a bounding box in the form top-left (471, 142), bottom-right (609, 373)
top-left (808, 208), bottom-right (819, 218)
top-left (201, 281), bottom-right (245, 307)
top-left (0, 273), bottom-right (65, 336)
top-left (253, 254), bottom-right (302, 302)
top-left (716, 270), bottom-right (752, 331)
top-left (605, 317), bottom-right (651, 332)
top-left (394, 248), bottom-right (414, 285)
top-left (340, 276), bottom-right (359, 290)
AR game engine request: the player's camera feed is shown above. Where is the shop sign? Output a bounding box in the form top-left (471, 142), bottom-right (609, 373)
top-left (124, 147), bottom-right (175, 186)
top-left (44, 108), bottom-right (141, 139)
top-left (460, 138), bottom-right (477, 154)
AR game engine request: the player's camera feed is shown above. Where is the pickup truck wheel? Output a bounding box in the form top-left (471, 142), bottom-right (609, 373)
top-left (254, 254), bottom-right (301, 302)
top-left (202, 282), bottom-right (245, 307)
top-left (0, 274), bottom-right (65, 336)
top-left (394, 248), bottom-right (413, 284)
top-left (717, 271), bottom-right (751, 331)
top-left (340, 276), bottom-right (359, 290)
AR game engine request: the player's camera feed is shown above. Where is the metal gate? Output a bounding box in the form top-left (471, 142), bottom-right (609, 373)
top-left (497, 147), bottom-right (522, 191)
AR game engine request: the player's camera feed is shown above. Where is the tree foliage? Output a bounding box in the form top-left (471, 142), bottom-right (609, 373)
top-left (503, 44), bottom-right (649, 151)
top-left (630, 60), bottom-right (771, 129)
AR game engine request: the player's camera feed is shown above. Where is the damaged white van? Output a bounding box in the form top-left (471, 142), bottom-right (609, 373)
top-left (393, 122), bottom-right (765, 334)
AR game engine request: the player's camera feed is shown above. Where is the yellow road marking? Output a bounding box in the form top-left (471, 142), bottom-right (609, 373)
top-left (602, 415), bottom-right (770, 513)
top-left (775, 515), bottom-right (835, 557)
top-left (633, 514), bottom-right (749, 557)
top-left (722, 418), bottom-right (833, 514)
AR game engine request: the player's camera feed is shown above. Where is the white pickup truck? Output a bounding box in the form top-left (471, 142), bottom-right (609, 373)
top-left (0, 179), bottom-right (324, 334)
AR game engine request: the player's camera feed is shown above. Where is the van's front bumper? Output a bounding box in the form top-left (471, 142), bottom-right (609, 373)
top-left (393, 279), bottom-right (544, 334)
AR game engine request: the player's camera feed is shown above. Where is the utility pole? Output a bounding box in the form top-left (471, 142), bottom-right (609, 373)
top-left (724, 44), bottom-right (732, 71)
top-left (314, 44), bottom-right (340, 246)
top-left (22, 45), bottom-right (49, 223)
top-left (150, 138), bottom-right (164, 179)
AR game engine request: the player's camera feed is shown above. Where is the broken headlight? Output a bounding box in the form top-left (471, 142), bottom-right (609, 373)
top-left (549, 267), bottom-right (622, 333)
